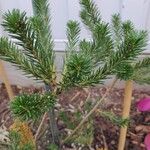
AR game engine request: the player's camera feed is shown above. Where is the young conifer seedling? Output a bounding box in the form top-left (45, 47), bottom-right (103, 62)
top-left (0, 0), bottom-right (149, 149)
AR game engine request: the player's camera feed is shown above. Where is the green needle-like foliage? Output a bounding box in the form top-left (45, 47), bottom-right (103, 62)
top-left (0, 38), bottom-right (42, 79)
top-left (62, 21), bottom-right (93, 89)
top-left (80, 0), bottom-right (113, 62)
top-left (10, 93), bottom-right (55, 121)
top-left (0, 0), bottom-right (148, 90)
top-left (111, 13), bottom-right (150, 81)
top-left (111, 14), bottom-right (149, 81)
top-left (9, 131), bottom-right (34, 150)
top-left (100, 111), bottom-right (129, 127)
top-left (62, 21), bottom-right (148, 87)
top-left (0, 0), bottom-right (149, 145)
top-left (134, 57), bottom-right (150, 69)
top-left (66, 21), bottom-right (80, 52)
top-left (80, 0), bottom-right (101, 31)
top-left (62, 52), bottom-right (93, 89)
top-left (133, 57), bottom-right (150, 84)
top-left (2, 10), bottom-right (36, 56)
top-left (133, 66), bottom-right (150, 84)
top-left (1, 1), bottom-right (55, 84)
top-left (0, 0), bottom-right (58, 146)
top-left (61, 0), bottom-right (148, 89)
top-left (111, 14), bottom-right (122, 46)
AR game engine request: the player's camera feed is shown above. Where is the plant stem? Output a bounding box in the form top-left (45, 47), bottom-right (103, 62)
top-left (63, 78), bottom-right (117, 143)
top-left (48, 108), bottom-right (60, 146)
top-left (45, 85), bottom-right (60, 148)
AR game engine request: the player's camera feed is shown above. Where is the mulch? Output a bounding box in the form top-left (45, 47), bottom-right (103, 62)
top-left (0, 83), bottom-right (150, 150)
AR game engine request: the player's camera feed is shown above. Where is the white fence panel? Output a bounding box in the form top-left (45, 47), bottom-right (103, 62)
top-left (0, 0), bottom-right (149, 86)
top-left (0, 0), bottom-right (150, 51)
top-left (122, 0), bottom-right (148, 29)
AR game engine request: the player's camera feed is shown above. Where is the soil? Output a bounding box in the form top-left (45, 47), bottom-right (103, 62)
top-left (0, 83), bottom-right (150, 150)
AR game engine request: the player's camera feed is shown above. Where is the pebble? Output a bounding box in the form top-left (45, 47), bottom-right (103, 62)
top-left (68, 109), bottom-right (75, 113)
top-left (111, 140), bottom-right (116, 145)
top-left (55, 103), bottom-right (61, 108)
top-left (69, 104), bottom-right (75, 109)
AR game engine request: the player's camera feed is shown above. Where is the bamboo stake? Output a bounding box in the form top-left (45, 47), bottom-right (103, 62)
top-left (118, 80), bottom-right (133, 150)
top-left (0, 61), bottom-right (14, 99)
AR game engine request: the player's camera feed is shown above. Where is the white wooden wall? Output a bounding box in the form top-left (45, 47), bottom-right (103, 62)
top-left (0, 0), bottom-right (150, 51)
top-left (0, 0), bottom-right (150, 86)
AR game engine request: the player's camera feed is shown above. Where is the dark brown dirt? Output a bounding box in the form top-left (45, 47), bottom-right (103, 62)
top-left (0, 83), bottom-right (150, 150)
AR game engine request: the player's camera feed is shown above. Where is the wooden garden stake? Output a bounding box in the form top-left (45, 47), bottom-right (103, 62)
top-left (118, 80), bottom-right (133, 150)
top-left (0, 61), bottom-right (14, 99)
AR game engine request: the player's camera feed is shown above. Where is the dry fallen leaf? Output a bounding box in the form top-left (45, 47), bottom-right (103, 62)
top-left (135, 125), bottom-right (150, 133)
top-left (0, 127), bottom-right (9, 143)
top-left (96, 148), bottom-right (108, 150)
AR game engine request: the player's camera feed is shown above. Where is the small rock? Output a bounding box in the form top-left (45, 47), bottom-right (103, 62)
top-left (132, 140), bottom-right (138, 145)
top-left (111, 140), bottom-right (115, 145)
top-left (69, 104), bottom-right (75, 109)
top-left (55, 103), bottom-right (61, 108)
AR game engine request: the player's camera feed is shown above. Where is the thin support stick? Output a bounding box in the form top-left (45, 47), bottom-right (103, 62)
top-left (63, 78), bottom-right (117, 143)
top-left (34, 112), bottom-right (47, 141)
top-left (0, 61), bottom-right (14, 99)
top-left (118, 80), bottom-right (133, 150)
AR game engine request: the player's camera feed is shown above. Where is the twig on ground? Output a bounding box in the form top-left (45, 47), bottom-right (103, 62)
top-left (1, 109), bottom-right (10, 126)
top-left (100, 127), bottom-right (108, 150)
top-left (37, 124), bottom-right (48, 141)
top-left (35, 112), bottom-right (47, 141)
top-left (71, 92), bottom-right (80, 102)
top-left (85, 91), bottom-right (91, 103)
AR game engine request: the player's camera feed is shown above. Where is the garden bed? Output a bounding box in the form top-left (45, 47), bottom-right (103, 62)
top-left (0, 83), bottom-right (149, 150)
